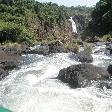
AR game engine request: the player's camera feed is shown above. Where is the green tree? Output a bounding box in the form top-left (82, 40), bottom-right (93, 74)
top-left (88, 0), bottom-right (112, 36)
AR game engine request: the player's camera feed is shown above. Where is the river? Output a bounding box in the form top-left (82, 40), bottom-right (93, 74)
top-left (0, 45), bottom-right (112, 112)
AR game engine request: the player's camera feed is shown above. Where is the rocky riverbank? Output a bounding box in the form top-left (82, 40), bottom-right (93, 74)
top-left (0, 42), bottom-right (30, 80)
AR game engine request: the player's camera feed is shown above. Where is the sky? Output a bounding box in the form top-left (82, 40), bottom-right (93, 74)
top-left (36, 0), bottom-right (99, 7)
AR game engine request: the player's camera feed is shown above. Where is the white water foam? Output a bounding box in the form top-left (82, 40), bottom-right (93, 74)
top-left (0, 47), bottom-right (112, 112)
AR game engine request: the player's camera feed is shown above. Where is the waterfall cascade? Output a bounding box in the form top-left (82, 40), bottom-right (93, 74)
top-left (69, 17), bottom-right (78, 34)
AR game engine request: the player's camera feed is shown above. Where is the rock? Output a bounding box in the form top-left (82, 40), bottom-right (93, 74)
top-left (107, 65), bottom-right (112, 76)
top-left (48, 41), bottom-right (67, 53)
top-left (105, 42), bottom-right (112, 54)
top-left (76, 51), bottom-right (93, 63)
top-left (98, 81), bottom-right (112, 89)
top-left (58, 64), bottom-right (110, 88)
top-left (27, 45), bottom-right (49, 55)
top-left (0, 46), bottom-right (21, 80)
top-left (4, 47), bottom-right (21, 55)
top-left (1, 60), bottom-right (19, 70)
top-left (0, 68), bottom-right (8, 80)
top-left (27, 41), bottom-right (68, 55)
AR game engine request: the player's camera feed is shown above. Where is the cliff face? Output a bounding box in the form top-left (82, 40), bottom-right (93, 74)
top-left (72, 15), bottom-right (90, 36)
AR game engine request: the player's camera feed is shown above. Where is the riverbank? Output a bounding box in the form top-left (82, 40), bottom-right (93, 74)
top-left (0, 42), bottom-right (30, 80)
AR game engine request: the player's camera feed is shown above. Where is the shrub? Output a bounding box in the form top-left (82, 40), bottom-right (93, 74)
top-left (102, 33), bottom-right (112, 42)
top-left (65, 42), bottom-right (79, 53)
top-left (84, 43), bottom-right (92, 55)
top-left (0, 20), bottom-right (36, 44)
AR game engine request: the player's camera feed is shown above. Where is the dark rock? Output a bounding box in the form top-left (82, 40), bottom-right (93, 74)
top-left (26, 41), bottom-right (68, 55)
top-left (72, 15), bottom-right (85, 35)
top-left (107, 65), bottom-right (112, 76)
top-left (0, 46), bottom-right (21, 80)
top-left (76, 51), bottom-right (93, 63)
top-left (98, 81), bottom-right (112, 89)
top-left (0, 68), bottom-right (8, 80)
top-left (27, 45), bottom-right (49, 55)
top-left (48, 41), bottom-right (67, 53)
top-left (4, 47), bottom-right (21, 55)
top-left (1, 61), bottom-right (19, 70)
top-left (58, 64), bottom-right (110, 88)
top-left (105, 43), bottom-right (112, 54)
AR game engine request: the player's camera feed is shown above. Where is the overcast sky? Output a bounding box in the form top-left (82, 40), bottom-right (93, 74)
top-left (36, 0), bottom-right (99, 7)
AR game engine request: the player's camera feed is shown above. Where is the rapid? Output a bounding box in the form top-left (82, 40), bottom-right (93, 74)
top-left (0, 44), bottom-right (112, 112)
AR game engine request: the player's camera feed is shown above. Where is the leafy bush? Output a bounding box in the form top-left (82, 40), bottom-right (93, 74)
top-left (64, 41), bottom-right (79, 53)
top-left (0, 13), bottom-right (25, 25)
top-left (0, 21), bottom-right (35, 43)
top-left (84, 43), bottom-right (92, 55)
top-left (102, 33), bottom-right (112, 42)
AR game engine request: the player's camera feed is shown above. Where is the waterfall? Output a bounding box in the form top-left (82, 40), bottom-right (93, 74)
top-left (69, 17), bottom-right (78, 34)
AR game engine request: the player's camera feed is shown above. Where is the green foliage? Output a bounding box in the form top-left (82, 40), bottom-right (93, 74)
top-left (102, 33), bottom-right (112, 42)
top-left (0, 0), bottom-right (94, 44)
top-left (65, 5), bottom-right (93, 18)
top-left (34, 2), bottom-right (68, 27)
top-left (0, 20), bottom-right (35, 43)
top-left (85, 0), bottom-right (112, 37)
top-left (84, 43), bottom-right (92, 55)
top-left (64, 39), bottom-right (80, 53)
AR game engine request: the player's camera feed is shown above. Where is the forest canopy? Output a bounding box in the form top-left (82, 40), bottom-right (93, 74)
top-left (0, 0), bottom-right (110, 43)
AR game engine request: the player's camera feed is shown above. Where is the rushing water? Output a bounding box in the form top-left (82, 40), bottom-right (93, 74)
top-left (0, 45), bottom-right (112, 112)
top-left (69, 17), bottom-right (78, 34)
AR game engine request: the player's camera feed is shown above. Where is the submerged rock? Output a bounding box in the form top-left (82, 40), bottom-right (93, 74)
top-left (58, 64), bottom-right (110, 88)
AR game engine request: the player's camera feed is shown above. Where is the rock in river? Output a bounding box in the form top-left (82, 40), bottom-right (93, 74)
top-left (58, 64), bottom-right (110, 88)
top-left (76, 51), bottom-right (93, 63)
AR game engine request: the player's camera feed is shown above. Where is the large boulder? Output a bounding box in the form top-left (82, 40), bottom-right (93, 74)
top-left (76, 51), bottom-right (93, 63)
top-left (58, 64), bottom-right (110, 88)
top-left (0, 46), bottom-right (21, 80)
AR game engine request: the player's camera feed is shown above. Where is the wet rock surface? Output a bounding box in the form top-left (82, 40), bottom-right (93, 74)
top-left (106, 42), bottom-right (112, 54)
top-left (0, 46), bottom-right (22, 81)
top-left (48, 41), bottom-right (67, 54)
top-left (76, 51), bottom-right (93, 63)
top-left (58, 63), bottom-right (110, 88)
top-left (107, 64), bottom-right (112, 76)
top-left (27, 41), bottom-right (74, 55)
